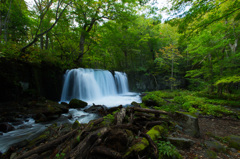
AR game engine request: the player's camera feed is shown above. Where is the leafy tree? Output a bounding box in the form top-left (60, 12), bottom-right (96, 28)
top-left (20, 0), bottom-right (71, 52)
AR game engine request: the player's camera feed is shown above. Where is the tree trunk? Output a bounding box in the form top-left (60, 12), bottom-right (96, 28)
top-left (76, 32), bottom-right (86, 62)
top-left (229, 39), bottom-right (238, 54)
top-left (45, 33), bottom-right (49, 50)
top-left (3, 0), bottom-right (12, 43)
top-left (0, 11), bottom-right (2, 42)
top-left (171, 52), bottom-right (174, 91)
top-left (40, 29), bottom-right (44, 49)
top-left (20, 1), bottom-right (70, 53)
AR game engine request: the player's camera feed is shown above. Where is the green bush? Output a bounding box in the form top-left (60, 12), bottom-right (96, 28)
top-left (157, 141), bottom-right (182, 159)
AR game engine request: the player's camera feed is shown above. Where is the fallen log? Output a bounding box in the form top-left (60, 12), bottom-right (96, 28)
top-left (140, 133), bottom-right (158, 159)
top-left (123, 125), bottom-right (165, 158)
top-left (70, 127), bottom-right (110, 159)
top-left (15, 129), bottom-right (78, 159)
top-left (115, 108), bottom-right (126, 125)
top-left (91, 146), bottom-right (122, 159)
top-left (131, 107), bottom-right (168, 116)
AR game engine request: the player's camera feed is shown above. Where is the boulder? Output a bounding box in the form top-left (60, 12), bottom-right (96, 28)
top-left (205, 140), bottom-right (226, 152)
top-left (0, 122), bottom-right (15, 133)
top-left (225, 135), bottom-right (240, 150)
top-left (69, 99), bottom-right (88, 108)
top-left (84, 104), bottom-right (107, 116)
top-left (167, 137), bottom-right (194, 150)
top-left (173, 111), bottom-right (200, 138)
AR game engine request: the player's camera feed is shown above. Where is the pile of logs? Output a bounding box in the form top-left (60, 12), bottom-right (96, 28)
top-left (5, 105), bottom-right (171, 159)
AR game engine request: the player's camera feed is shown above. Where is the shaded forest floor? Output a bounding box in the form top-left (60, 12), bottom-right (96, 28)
top-left (180, 116), bottom-right (240, 159)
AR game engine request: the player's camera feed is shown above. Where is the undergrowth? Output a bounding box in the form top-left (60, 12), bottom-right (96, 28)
top-left (142, 90), bottom-right (239, 118)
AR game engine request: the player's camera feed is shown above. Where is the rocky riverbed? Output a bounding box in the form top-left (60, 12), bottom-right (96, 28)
top-left (0, 99), bottom-right (239, 159)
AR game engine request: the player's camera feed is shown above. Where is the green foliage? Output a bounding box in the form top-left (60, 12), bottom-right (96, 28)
top-left (215, 76), bottom-right (240, 86)
top-left (103, 113), bottom-right (115, 125)
top-left (55, 153), bottom-right (65, 159)
top-left (157, 141), bottom-right (182, 159)
top-left (142, 92), bottom-right (167, 107)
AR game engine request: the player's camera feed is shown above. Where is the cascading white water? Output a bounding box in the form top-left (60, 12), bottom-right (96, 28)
top-left (60, 68), bottom-right (134, 105)
top-left (0, 68), bottom-right (141, 154)
top-left (114, 71), bottom-right (129, 94)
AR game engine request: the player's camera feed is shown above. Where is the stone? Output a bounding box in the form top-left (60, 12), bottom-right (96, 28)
top-left (69, 99), bottom-right (88, 108)
top-left (0, 122), bottom-right (15, 133)
top-left (84, 104), bottom-right (107, 116)
top-left (173, 111), bottom-right (200, 138)
top-left (204, 150), bottom-right (217, 159)
top-left (205, 140), bottom-right (226, 152)
top-left (167, 137), bottom-right (195, 149)
top-left (131, 101), bottom-right (140, 107)
top-left (225, 135), bottom-right (240, 150)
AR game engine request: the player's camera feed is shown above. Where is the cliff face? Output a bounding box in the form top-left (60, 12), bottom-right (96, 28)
top-left (127, 71), bottom-right (187, 92)
top-left (0, 59), bottom-right (64, 102)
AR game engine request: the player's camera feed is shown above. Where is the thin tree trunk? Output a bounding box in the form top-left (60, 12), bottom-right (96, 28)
top-left (3, 0), bottom-right (12, 43)
top-left (20, 1), bottom-right (70, 53)
top-left (229, 39), bottom-right (238, 54)
top-left (45, 33), bottom-right (49, 50)
top-left (40, 28), bottom-right (44, 49)
top-left (0, 10), bottom-right (2, 41)
top-left (171, 51), bottom-right (174, 91)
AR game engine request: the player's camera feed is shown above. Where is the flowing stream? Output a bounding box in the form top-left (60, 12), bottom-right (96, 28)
top-left (0, 68), bottom-right (140, 153)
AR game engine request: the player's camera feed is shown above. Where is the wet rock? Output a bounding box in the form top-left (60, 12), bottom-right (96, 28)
top-left (205, 140), bottom-right (226, 152)
top-left (225, 135), bottom-right (240, 150)
top-left (69, 99), bottom-right (88, 108)
top-left (35, 113), bottom-right (47, 123)
top-left (167, 137), bottom-right (194, 149)
top-left (173, 111), bottom-right (200, 138)
top-left (0, 122), bottom-right (15, 133)
top-left (131, 101), bottom-right (140, 107)
top-left (84, 104), bottom-right (107, 116)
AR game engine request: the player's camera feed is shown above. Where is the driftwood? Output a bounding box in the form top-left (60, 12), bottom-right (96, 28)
top-left (91, 146), bottom-right (122, 159)
top-left (115, 108), bottom-right (126, 125)
top-left (70, 127), bottom-right (110, 159)
top-left (15, 129), bottom-right (78, 159)
top-left (131, 107), bottom-right (168, 115)
top-left (8, 107), bottom-right (173, 159)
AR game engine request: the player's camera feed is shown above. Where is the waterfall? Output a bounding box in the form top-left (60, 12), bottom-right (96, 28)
top-left (114, 71), bottom-right (129, 94)
top-left (60, 68), bottom-right (129, 103)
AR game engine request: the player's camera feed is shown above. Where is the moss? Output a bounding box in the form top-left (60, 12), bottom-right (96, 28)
top-left (205, 150), bottom-right (217, 159)
top-left (176, 111), bottom-right (198, 118)
top-left (69, 99), bottom-right (88, 108)
top-left (146, 125), bottom-right (165, 141)
top-left (225, 135), bottom-right (240, 150)
top-left (124, 125), bottom-right (166, 157)
top-left (72, 120), bottom-right (80, 129)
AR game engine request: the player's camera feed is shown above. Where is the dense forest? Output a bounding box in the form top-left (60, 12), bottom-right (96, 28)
top-left (1, 0), bottom-right (240, 158)
top-left (1, 0), bottom-right (239, 94)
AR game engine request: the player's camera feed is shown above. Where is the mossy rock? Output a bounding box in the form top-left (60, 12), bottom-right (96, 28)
top-left (225, 135), bottom-right (240, 150)
top-left (124, 125), bottom-right (166, 158)
top-left (205, 140), bottom-right (227, 152)
top-left (173, 111), bottom-right (200, 138)
top-left (204, 150), bottom-right (217, 159)
top-left (168, 137), bottom-right (194, 150)
top-left (69, 99), bottom-right (88, 108)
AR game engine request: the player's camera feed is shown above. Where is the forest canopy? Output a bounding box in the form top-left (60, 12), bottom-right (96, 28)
top-left (0, 0), bottom-right (239, 94)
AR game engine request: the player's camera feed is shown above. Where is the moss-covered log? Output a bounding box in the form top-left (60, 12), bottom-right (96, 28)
top-left (124, 125), bottom-right (165, 158)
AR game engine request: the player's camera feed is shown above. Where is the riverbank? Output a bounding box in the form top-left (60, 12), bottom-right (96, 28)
top-left (1, 90), bottom-right (240, 159)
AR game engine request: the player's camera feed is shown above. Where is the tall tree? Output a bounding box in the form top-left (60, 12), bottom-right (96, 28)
top-left (20, 0), bottom-right (71, 52)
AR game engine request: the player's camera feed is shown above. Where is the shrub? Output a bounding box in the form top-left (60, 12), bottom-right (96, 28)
top-left (157, 141), bottom-right (182, 159)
